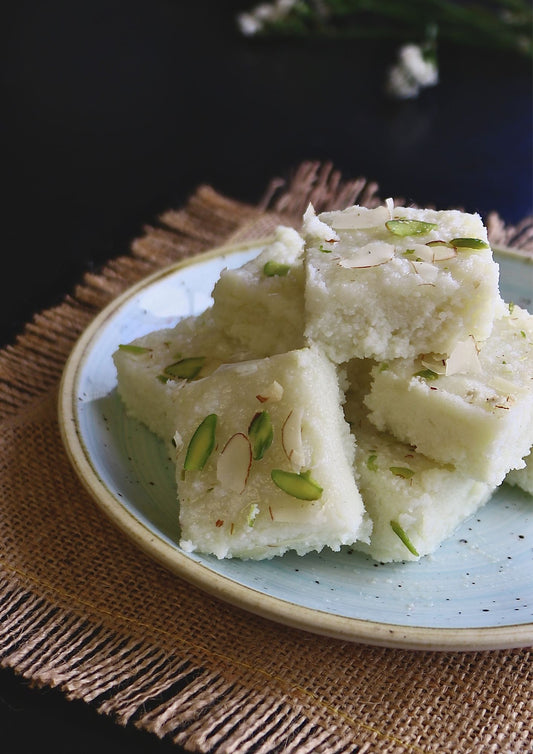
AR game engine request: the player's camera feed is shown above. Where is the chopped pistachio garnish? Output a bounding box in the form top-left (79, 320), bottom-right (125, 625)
top-left (414, 368), bottom-right (439, 381)
top-left (366, 454), bottom-right (378, 471)
top-left (386, 219), bottom-right (437, 237)
top-left (271, 469), bottom-right (323, 501)
top-left (449, 237), bottom-right (489, 250)
top-left (118, 344), bottom-right (151, 355)
top-left (248, 410), bottom-right (273, 460)
top-left (379, 362), bottom-right (389, 372)
top-left (508, 301), bottom-right (515, 314)
top-left (263, 260), bottom-right (290, 277)
top-left (319, 244), bottom-right (333, 253)
top-left (164, 356), bottom-right (205, 381)
top-left (246, 503), bottom-right (259, 528)
top-left (183, 414), bottom-right (217, 471)
top-left (389, 467), bottom-right (415, 479)
top-left (390, 520), bottom-right (419, 556)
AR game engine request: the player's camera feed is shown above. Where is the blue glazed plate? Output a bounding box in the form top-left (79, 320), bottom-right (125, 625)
top-left (59, 241), bottom-right (533, 651)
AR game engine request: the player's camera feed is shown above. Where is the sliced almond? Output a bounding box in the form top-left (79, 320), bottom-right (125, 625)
top-left (420, 353), bottom-right (447, 375)
top-left (487, 375), bottom-right (520, 396)
top-left (403, 243), bottom-right (456, 263)
top-left (410, 260), bottom-right (439, 284)
top-left (328, 205), bottom-right (390, 230)
top-left (425, 241), bottom-right (458, 261)
top-left (217, 433), bottom-right (252, 493)
top-left (281, 408), bottom-right (306, 470)
top-left (446, 336), bottom-right (482, 376)
top-left (338, 242), bottom-right (395, 269)
top-left (256, 380), bottom-right (284, 403)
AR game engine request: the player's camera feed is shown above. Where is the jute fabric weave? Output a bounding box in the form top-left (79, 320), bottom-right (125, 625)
top-left (1, 162), bottom-right (532, 753)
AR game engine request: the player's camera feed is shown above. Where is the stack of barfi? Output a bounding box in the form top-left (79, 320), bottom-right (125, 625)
top-left (114, 199), bottom-right (533, 562)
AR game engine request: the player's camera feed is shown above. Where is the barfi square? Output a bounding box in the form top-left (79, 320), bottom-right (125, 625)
top-left (303, 203), bottom-right (504, 363)
top-left (173, 347), bottom-right (370, 559)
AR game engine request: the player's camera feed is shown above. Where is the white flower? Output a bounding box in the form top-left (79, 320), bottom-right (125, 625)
top-left (399, 44), bottom-right (439, 87)
top-left (386, 43), bottom-right (439, 99)
top-left (237, 12), bottom-right (263, 36)
top-left (386, 64), bottom-right (421, 99)
top-left (237, 0), bottom-right (299, 36)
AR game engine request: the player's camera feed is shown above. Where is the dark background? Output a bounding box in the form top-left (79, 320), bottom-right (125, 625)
top-left (1, 1), bottom-right (531, 751)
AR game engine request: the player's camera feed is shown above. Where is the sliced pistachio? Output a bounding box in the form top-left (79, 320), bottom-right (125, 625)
top-left (366, 454), bottom-right (378, 471)
top-left (414, 368), bottom-right (439, 381)
top-left (449, 237), bottom-right (489, 250)
top-left (164, 356), bottom-right (205, 381)
top-left (390, 520), bottom-right (419, 556)
top-left (386, 219), bottom-right (437, 237)
top-left (118, 344), bottom-right (151, 355)
top-left (319, 244), bottom-right (333, 253)
top-left (271, 469), bottom-right (323, 501)
top-left (248, 411), bottom-right (273, 460)
top-left (389, 467), bottom-right (415, 479)
top-left (263, 260), bottom-right (290, 277)
top-left (183, 414), bottom-right (217, 471)
top-left (245, 503), bottom-right (259, 528)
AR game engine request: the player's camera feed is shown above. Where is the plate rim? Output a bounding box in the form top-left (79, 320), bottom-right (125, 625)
top-left (58, 241), bottom-right (533, 652)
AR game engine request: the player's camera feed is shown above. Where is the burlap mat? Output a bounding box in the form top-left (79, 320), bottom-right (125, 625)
top-left (1, 162), bottom-right (532, 753)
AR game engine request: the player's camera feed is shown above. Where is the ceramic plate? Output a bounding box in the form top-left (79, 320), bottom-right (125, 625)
top-left (59, 241), bottom-right (533, 651)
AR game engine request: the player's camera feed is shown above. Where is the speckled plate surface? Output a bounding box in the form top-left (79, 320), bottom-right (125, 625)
top-left (59, 241), bottom-right (533, 651)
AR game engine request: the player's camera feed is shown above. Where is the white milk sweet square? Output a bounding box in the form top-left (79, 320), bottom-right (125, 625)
top-left (210, 226), bottom-right (306, 357)
top-left (303, 203), bottom-right (504, 363)
top-left (173, 347), bottom-right (370, 559)
top-left (364, 305), bottom-right (533, 487)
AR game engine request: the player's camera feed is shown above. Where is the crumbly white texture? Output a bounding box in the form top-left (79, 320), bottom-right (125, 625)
top-left (174, 347), bottom-right (370, 560)
top-left (364, 305), bottom-right (533, 487)
top-left (113, 309), bottom-right (256, 447)
top-left (210, 226), bottom-right (306, 358)
top-left (345, 399), bottom-right (492, 562)
top-left (304, 205), bottom-right (504, 363)
top-left (506, 449), bottom-right (533, 495)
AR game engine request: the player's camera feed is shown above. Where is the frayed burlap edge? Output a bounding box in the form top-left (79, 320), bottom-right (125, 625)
top-left (1, 162), bottom-right (532, 754)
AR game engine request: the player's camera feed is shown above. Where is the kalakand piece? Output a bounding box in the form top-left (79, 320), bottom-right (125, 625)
top-left (173, 347), bottom-right (370, 559)
top-left (303, 203), bottom-right (505, 363)
top-left (364, 304), bottom-right (533, 487)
